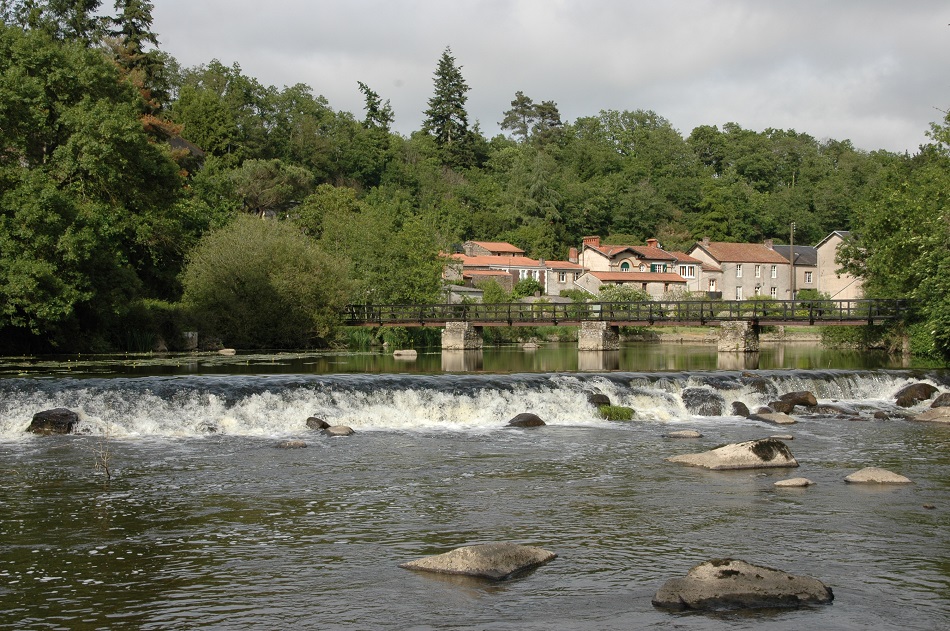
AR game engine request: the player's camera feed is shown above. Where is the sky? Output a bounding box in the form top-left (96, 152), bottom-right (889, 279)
top-left (151, 0), bottom-right (950, 153)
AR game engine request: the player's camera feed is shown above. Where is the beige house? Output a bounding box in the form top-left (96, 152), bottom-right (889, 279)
top-left (816, 231), bottom-right (863, 299)
top-left (574, 271), bottom-right (687, 299)
top-left (687, 238), bottom-right (791, 300)
top-left (577, 236), bottom-right (679, 273)
top-left (771, 244), bottom-right (819, 297)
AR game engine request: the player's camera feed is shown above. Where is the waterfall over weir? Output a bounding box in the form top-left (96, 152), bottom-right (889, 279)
top-left (2, 369), bottom-right (946, 440)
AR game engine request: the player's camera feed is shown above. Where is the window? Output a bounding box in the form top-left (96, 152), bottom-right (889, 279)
top-left (639, 263), bottom-right (646, 272)
top-left (736, 286), bottom-right (743, 300)
top-left (679, 265), bottom-right (695, 278)
top-left (558, 272), bottom-right (566, 283)
top-left (771, 265), bottom-right (777, 279)
top-left (574, 272), bottom-right (580, 281)
top-left (620, 261), bottom-right (630, 272)
top-left (804, 271), bottom-right (813, 284)
top-left (736, 264), bottom-right (743, 278)
top-left (770, 287), bottom-right (777, 298)
top-left (709, 279), bottom-right (717, 291)
top-left (755, 265), bottom-right (761, 278)
top-left (754, 285), bottom-right (761, 296)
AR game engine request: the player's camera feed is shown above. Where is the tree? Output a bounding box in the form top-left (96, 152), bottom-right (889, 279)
top-left (357, 81), bottom-right (394, 131)
top-left (109, 0), bottom-right (168, 115)
top-left (180, 214), bottom-right (350, 348)
top-left (229, 158), bottom-right (312, 217)
top-left (422, 46), bottom-right (474, 167)
top-left (500, 91), bottom-right (535, 142)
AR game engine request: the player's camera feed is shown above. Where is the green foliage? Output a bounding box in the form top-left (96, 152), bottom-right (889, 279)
top-left (422, 46), bottom-right (474, 167)
top-left (597, 285), bottom-right (652, 303)
top-left (180, 215), bottom-right (351, 348)
top-left (478, 279), bottom-right (511, 304)
top-left (511, 277), bottom-right (544, 299)
top-left (597, 405), bottom-right (634, 421)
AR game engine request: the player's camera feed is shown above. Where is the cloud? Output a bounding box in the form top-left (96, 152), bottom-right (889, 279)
top-left (152, 0), bottom-right (950, 152)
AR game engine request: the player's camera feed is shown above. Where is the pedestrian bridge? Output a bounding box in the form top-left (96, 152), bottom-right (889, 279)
top-left (342, 299), bottom-right (909, 352)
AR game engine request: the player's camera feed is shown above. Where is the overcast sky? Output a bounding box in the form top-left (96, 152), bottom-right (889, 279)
top-left (151, 0), bottom-right (950, 153)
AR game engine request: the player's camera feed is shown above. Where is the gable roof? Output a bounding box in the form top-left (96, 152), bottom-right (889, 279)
top-left (771, 245), bottom-right (818, 267)
top-left (467, 241), bottom-right (525, 254)
top-left (587, 271), bottom-right (687, 283)
top-left (690, 242), bottom-right (789, 264)
top-left (815, 231), bottom-right (852, 249)
top-left (585, 243), bottom-right (678, 261)
top-left (667, 251), bottom-right (703, 265)
top-left (451, 254), bottom-right (543, 268)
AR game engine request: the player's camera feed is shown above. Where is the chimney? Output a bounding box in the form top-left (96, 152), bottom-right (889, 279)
top-left (702, 236), bottom-right (710, 247)
top-left (568, 247), bottom-right (578, 263)
top-left (582, 235), bottom-right (600, 248)
top-left (764, 239), bottom-right (774, 250)
top-left (646, 238), bottom-right (659, 249)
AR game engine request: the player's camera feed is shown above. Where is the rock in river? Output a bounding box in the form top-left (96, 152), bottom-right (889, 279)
top-left (27, 408), bottom-right (80, 435)
top-left (665, 438), bottom-right (798, 470)
top-left (508, 413), bottom-right (545, 428)
top-left (895, 383), bottom-right (937, 407)
top-left (399, 543), bottom-right (557, 580)
top-left (652, 558), bottom-right (833, 611)
top-left (844, 467), bottom-right (912, 484)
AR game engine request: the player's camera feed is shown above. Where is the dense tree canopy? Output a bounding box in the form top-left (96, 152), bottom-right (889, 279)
top-left (0, 9), bottom-right (944, 357)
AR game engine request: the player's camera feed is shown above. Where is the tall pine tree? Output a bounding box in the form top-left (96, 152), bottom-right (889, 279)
top-left (422, 46), bottom-right (473, 167)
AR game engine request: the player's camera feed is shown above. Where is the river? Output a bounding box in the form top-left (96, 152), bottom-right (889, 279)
top-left (1, 344), bottom-right (948, 630)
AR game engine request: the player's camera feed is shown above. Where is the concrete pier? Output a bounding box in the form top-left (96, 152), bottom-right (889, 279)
top-left (441, 321), bottom-right (483, 350)
top-left (718, 320), bottom-right (760, 352)
top-left (577, 321), bottom-right (621, 351)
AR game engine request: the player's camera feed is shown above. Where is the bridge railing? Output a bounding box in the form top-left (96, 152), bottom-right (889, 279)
top-left (342, 299), bottom-right (909, 326)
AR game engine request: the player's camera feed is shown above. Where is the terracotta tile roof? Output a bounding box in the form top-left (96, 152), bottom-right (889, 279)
top-left (451, 254), bottom-right (542, 268)
top-left (694, 242), bottom-right (789, 264)
top-left (468, 241), bottom-right (525, 254)
top-left (463, 270), bottom-right (513, 277)
top-left (545, 260), bottom-right (585, 270)
top-left (588, 272), bottom-right (687, 283)
top-left (668, 251), bottom-right (703, 264)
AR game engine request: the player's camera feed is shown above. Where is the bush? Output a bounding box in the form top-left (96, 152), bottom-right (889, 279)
top-left (180, 215), bottom-right (351, 348)
top-left (598, 405), bottom-right (634, 421)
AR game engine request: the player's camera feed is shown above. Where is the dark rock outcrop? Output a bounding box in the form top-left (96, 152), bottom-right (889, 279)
top-left (587, 393), bottom-right (611, 407)
top-left (895, 383), bottom-right (938, 407)
top-left (731, 401), bottom-right (751, 418)
top-left (768, 400), bottom-right (795, 414)
top-left (930, 393), bottom-right (950, 408)
top-left (306, 416), bottom-right (330, 430)
top-left (507, 413), bottom-right (546, 428)
top-left (399, 543), bottom-right (557, 580)
top-left (27, 408), bottom-right (79, 435)
top-left (681, 388), bottom-right (725, 416)
top-left (652, 558), bottom-right (833, 611)
top-left (780, 391), bottom-right (819, 407)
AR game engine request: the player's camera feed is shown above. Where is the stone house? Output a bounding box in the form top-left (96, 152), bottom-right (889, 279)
top-left (687, 238), bottom-right (791, 300)
top-left (573, 271), bottom-right (687, 299)
top-left (815, 231), bottom-right (863, 299)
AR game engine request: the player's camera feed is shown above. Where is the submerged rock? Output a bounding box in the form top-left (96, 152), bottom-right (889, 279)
top-left (393, 349), bottom-right (417, 359)
top-left (306, 416), bottom-right (330, 430)
top-left (507, 413), bottom-right (545, 428)
top-left (324, 425), bottom-right (355, 437)
top-left (652, 558), bottom-right (833, 611)
top-left (845, 467), bottom-right (912, 484)
top-left (399, 543), bottom-right (556, 580)
top-left (275, 440), bottom-right (307, 449)
top-left (27, 408), bottom-right (80, 435)
top-left (666, 438), bottom-right (798, 470)
top-left (748, 412), bottom-right (797, 425)
top-left (681, 388), bottom-right (725, 416)
top-left (665, 430), bottom-right (703, 438)
top-left (895, 383), bottom-right (938, 407)
top-left (774, 477), bottom-right (815, 488)
top-left (912, 408), bottom-right (950, 424)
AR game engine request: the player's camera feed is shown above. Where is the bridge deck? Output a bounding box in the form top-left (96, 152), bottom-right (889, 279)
top-left (343, 299), bottom-right (908, 327)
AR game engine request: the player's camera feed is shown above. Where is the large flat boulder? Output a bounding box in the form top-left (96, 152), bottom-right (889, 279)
top-left (913, 407), bottom-right (950, 424)
top-left (779, 391), bottom-right (819, 408)
top-left (666, 438), bottom-right (798, 470)
top-left (895, 383), bottom-right (938, 407)
top-left (844, 467), bottom-right (912, 484)
top-left (652, 558), bottom-right (833, 611)
top-left (399, 543), bottom-right (556, 580)
top-left (749, 412), bottom-right (797, 425)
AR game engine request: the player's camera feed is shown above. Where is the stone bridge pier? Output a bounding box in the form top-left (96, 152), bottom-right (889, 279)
top-left (578, 321), bottom-right (620, 351)
top-left (441, 321), bottom-right (483, 350)
top-left (718, 320), bottom-right (760, 352)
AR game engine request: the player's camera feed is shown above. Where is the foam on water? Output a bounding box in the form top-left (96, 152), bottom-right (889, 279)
top-left (0, 370), bottom-right (946, 440)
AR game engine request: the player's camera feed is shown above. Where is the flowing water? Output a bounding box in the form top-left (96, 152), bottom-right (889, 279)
top-left (1, 346), bottom-right (948, 630)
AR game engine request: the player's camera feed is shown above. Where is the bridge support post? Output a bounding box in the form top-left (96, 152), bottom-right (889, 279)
top-left (718, 321), bottom-right (760, 352)
top-left (441, 321), bottom-right (483, 350)
top-left (578, 321), bottom-right (620, 351)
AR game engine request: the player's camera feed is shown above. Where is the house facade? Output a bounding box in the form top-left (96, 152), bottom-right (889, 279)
top-left (815, 231), bottom-right (863, 299)
top-left (574, 271), bottom-right (687, 299)
top-left (771, 244), bottom-right (819, 297)
top-left (462, 241), bottom-right (526, 257)
top-left (687, 238), bottom-right (792, 301)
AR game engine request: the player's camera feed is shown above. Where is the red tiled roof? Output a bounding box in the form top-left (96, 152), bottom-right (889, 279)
top-left (694, 242), bottom-right (789, 264)
top-left (451, 254), bottom-right (542, 268)
top-left (545, 260), bottom-right (585, 270)
top-left (588, 272), bottom-right (687, 283)
top-left (468, 241), bottom-right (525, 254)
top-left (668, 251), bottom-right (702, 265)
top-left (463, 270), bottom-right (513, 277)
top-left (586, 243), bottom-right (678, 261)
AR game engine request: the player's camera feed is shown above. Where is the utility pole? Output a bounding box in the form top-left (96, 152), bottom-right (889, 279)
top-left (789, 222), bottom-right (796, 300)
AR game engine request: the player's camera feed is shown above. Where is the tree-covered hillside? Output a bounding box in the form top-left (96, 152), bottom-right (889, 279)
top-left (1, 2), bottom-right (947, 359)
